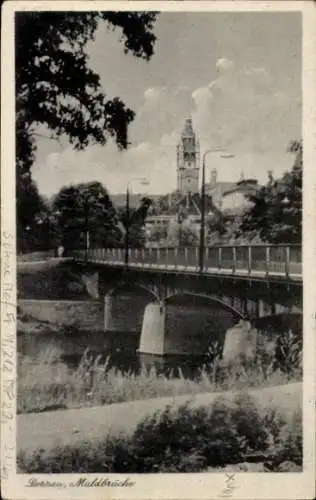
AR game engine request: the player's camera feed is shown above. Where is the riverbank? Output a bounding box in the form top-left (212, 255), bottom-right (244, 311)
top-left (17, 382), bottom-right (302, 472)
top-left (18, 332), bottom-right (302, 414)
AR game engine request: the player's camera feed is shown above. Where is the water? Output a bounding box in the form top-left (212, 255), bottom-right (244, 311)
top-left (17, 293), bottom-right (302, 381)
top-left (18, 325), bottom-right (219, 379)
top-left (18, 294), bottom-right (235, 379)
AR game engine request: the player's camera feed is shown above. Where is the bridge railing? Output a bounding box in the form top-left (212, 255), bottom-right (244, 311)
top-left (79, 244), bottom-right (302, 279)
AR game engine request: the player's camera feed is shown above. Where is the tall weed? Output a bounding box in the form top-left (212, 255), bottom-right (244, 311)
top-left (18, 330), bottom-right (302, 414)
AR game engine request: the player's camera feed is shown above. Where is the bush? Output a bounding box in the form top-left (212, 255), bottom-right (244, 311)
top-left (274, 330), bottom-right (302, 375)
top-left (18, 393), bottom-right (301, 473)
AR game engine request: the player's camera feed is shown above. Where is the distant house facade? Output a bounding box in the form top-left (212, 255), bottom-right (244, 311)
top-left (205, 169), bottom-right (260, 214)
top-left (205, 168), bottom-right (236, 209)
top-left (221, 179), bottom-right (259, 216)
top-left (145, 192), bottom-right (205, 246)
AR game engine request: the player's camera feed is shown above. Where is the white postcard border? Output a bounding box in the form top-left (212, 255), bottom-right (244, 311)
top-left (1, 1), bottom-right (315, 499)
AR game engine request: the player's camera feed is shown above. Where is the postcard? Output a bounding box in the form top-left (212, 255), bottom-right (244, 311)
top-left (1, 1), bottom-right (315, 499)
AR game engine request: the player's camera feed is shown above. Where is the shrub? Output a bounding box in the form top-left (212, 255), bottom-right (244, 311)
top-left (273, 408), bottom-right (302, 468)
top-left (232, 392), bottom-right (269, 454)
top-left (18, 393), bottom-right (302, 473)
top-left (274, 330), bottom-right (302, 375)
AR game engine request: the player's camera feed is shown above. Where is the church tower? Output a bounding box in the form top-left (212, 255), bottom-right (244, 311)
top-left (177, 117), bottom-right (200, 194)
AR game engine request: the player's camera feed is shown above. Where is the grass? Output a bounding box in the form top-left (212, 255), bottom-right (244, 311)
top-left (17, 391), bottom-right (302, 473)
top-left (18, 330), bottom-right (302, 414)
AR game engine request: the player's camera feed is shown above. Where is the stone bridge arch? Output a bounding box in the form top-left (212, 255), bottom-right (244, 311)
top-left (163, 293), bottom-right (244, 356)
top-left (139, 292), bottom-right (245, 357)
top-left (164, 292), bottom-right (246, 318)
top-left (104, 282), bottom-right (159, 333)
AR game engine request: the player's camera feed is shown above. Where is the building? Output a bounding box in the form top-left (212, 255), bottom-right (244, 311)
top-left (205, 168), bottom-right (236, 209)
top-left (125, 116), bottom-right (261, 245)
top-left (145, 190), bottom-right (221, 246)
top-left (177, 116), bottom-right (200, 194)
top-left (221, 178), bottom-right (259, 215)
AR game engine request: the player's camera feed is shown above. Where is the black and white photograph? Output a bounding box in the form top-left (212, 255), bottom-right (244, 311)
top-left (1, 1), bottom-right (315, 499)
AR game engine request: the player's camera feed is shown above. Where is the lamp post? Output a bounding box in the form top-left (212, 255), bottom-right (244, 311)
top-left (199, 149), bottom-right (234, 273)
top-left (83, 195), bottom-right (90, 261)
top-left (177, 207), bottom-right (185, 247)
top-left (124, 178), bottom-right (149, 266)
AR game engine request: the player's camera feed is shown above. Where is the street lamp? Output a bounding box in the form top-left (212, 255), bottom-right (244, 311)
top-left (177, 206), bottom-right (185, 247)
top-left (199, 148), bottom-right (235, 272)
top-left (125, 178), bottom-right (150, 266)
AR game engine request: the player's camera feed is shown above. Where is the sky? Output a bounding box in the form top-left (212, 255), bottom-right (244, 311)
top-left (32, 11), bottom-right (302, 197)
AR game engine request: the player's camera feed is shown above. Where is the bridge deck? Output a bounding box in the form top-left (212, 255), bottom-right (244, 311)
top-left (71, 244), bottom-right (302, 283)
top-left (79, 259), bottom-right (302, 284)
top-left (18, 245), bottom-right (302, 283)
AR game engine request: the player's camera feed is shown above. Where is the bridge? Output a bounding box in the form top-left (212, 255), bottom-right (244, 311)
top-left (70, 244), bottom-right (302, 281)
top-left (19, 244), bottom-right (302, 360)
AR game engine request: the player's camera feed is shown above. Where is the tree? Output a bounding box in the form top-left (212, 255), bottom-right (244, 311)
top-left (15, 11), bottom-right (158, 175)
top-left (166, 218), bottom-right (199, 247)
top-left (238, 141), bottom-right (302, 244)
top-left (118, 197), bottom-right (153, 248)
top-left (52, 181), bottom-right (121, 249)
top-left (146, 223), bottom-right (169, 245)
top-left (16, 173), bottom-right (48, 252)
top-left (16, 12), bottom-right (158, 252)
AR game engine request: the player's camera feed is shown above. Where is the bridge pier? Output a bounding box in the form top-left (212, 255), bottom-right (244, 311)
top-left (138, 302), bottom-right (166, 355)
top-left (222, 320), bottom-right (257, 364)
top-left (81, 271), bottom-right (100, 299)
top-left (138, 294), bottom-right (244, 357)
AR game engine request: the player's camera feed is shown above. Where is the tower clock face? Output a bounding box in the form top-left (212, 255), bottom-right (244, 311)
top-left (184, 152), bottom-right (195, 164)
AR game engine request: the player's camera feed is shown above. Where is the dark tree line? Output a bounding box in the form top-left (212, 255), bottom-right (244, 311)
top-left (18, 181), bottom-right (152, 253)
top-left (236, 140), bottom-right (302, 244)
top-left (15, 11), bottom-right (158, 250)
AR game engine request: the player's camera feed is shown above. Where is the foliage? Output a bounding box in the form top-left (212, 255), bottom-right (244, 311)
top-left (52, 181), bottom-right (121, 249)
top-left (18, 329), bottom-right (302, 414)
top-left (17, 393), bottom-right (302, 473)
top-left (146, 223), bottom-right (169, 245)
top-left (15, 12), bottom-right (158, 249)
top-left (238, 141), bottom-right (302, 243)
top-left (274, 330), bottom-right (302, 375)
top-left (15, 11), bottom-right (158, 174)
top-left (148, 191), bottom-right (232, 246)
top-left (17, 173), bottom-right (48, 252)
top-left (118, 196), bottom-right (153, 247)
top-left (166, 219), bottom-right (199, 247)
top-left (148, 191), bottom-right (182, 215)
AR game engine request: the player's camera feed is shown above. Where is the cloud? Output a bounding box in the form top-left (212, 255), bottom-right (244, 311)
top-left (216, 57), bottom-right (234, 72)
top-left (34, 57), bottom-right (300, 197)
top-left (129, 85), bottom-right (193, 145)
top-left (191, 57), bottom-right (300, 155)
top-left (34, 135), bottom-right (177, 197)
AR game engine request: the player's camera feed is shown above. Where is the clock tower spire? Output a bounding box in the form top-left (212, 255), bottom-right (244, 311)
top-left (177, 116), bottom-right (200, 194)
